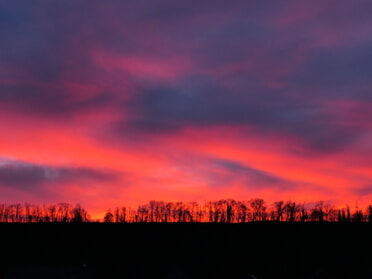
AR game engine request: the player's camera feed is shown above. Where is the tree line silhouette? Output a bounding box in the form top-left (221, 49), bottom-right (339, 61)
top-left (1, 199), bottom-right (371, 223)
top-left (0, 203), bottom-right (89, 223)
top-left (104, 199), bottom-right (372, 223)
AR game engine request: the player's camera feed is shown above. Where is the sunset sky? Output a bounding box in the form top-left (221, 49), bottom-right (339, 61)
top-left (1, 1), bottom-right (372, 219)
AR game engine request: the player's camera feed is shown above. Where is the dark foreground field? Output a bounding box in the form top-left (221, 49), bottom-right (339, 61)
top-left (0, 223), bottom-right (371, 279)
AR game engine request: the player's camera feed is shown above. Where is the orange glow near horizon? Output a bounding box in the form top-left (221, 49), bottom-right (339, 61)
top-left (0, 107), bottom-right (370, 209)
top-left (0, 107), bottom-right (370, 219)
top-left (1, 118), bottom-right (371, 220)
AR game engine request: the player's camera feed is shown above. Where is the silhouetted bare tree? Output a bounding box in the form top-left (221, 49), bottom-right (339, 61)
top-left (367, 205), bottom-right (372, 223)
top-left (283, 201), bottom-right (299, 222)
top-left (272, 201), bottom-right (284, 222)
top-left (71, 204), bottom-right (89, 223)
top-left (58, 203), bottom-right (71, 222)
top-left (310, 201), bottom-right (325, 222)
top-left (352, 209), bottom-right (364, 222)
top-left (104, 209), bottom-right (114, 223)
top-left (48, 204), bottom-right (57, 222)
top-left (249, 198), bottom-right (266, 222)
top-left (236, 201), bottom-right (249, 223)
top-left (112, 206), bottom-right (127, 223)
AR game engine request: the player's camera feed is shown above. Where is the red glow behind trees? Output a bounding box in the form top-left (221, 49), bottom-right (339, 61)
top-left (1, 199), bottom-right (372, 223)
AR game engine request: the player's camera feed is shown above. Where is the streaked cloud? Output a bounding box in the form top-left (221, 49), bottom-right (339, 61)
top-left (0, 157), bottom-right (119, 189)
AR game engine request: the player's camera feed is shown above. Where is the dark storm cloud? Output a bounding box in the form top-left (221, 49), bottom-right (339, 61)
top-left (121, 75), bottom-right (366, 154)
top-left (287, 45), bottom-right (372, 95)
top-left (2, 0), bottom-right (372, 154)
top-left (124, 80), bottom-right (287, 128)
top-left (0, 82), bottom-right (114, 117)
top-left (206, 158), bottom-right (295, 190)
top-left (0, 158), bottom-right (119, 190)
top-left (0, 1), bottom-right (118, 117)
top-left (1, 2), bottom-right (76, 82)
top-left (102, 0), bottom-right (372, 154)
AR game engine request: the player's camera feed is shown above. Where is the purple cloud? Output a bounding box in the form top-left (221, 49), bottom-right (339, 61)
top-left (0, 158), bottom-right (119, 190)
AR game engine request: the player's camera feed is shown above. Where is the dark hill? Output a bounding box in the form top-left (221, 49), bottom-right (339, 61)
top-left (0, 223), bottom-right (371, 279)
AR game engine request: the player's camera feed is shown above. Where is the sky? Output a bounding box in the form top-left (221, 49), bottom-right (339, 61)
top-left (1, 0), bottom-right (372, 219)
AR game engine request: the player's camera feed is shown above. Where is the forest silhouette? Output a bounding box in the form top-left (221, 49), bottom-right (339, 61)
top-left (0, 199), bottom-right (371, 223)
top-left (1, 200), bottom-right (372, 279)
